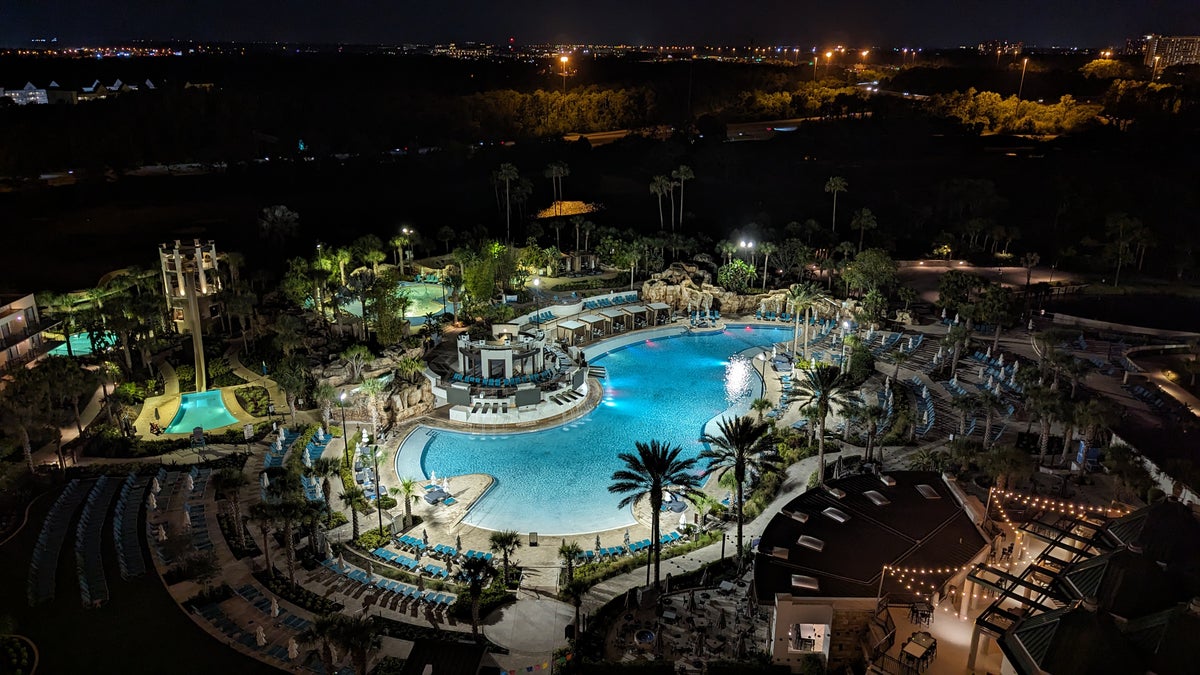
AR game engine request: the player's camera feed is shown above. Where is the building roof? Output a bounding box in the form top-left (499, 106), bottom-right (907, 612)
top-left (753, 471), bottom-right (987, 602)
top-left (399, 639), bottom-right (486, 675)
top-left (1003, 604), bottom-right (1143, 675)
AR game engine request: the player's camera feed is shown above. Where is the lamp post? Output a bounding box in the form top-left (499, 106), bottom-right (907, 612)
top-left (339, 391), bottom-right (350, 466)
top-left (739, 240), bottom-right (755, 266)
top-left (559, 55), bottom-right (569, 92)
top-left (825, 51), bottom-right (833, 77)
top-left (757, 352), bottom-right (769, 398)
top-left (399, 226), bottom-right (412, 276)
top-left (840, 320), bottom-right (851, 374)
top-left (533, 277), bottom-right (541, 329)
top-left (1151, 55), bottom-right (1161, 81)
top-left (372, 444), bottom-right (385, 534)
top-left (1017, 57), bottom-right (1029, 100)
top-left (813, 56), bottom-right (819, 80)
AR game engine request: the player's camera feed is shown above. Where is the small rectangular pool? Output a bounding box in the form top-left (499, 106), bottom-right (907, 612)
top-left (164, 390), bottom-right (239, 434)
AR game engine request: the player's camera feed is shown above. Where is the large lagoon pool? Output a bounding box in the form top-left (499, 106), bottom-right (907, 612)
top-left (165, 390), bottom-right (239, 434)
top-left (343, 282), bottom-right (446, 324)
top-left (49, 331), bottom-right (117, 356)
top-left (396, 325), bottom-right (793, 535)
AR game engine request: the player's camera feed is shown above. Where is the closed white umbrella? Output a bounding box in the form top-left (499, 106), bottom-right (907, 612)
top-left (998, 353), bottom-right (1005, 366)
top-left (255, 625), bottom-right (266, 647)
top-left (337, 551), bottom-right (346, 573)
top-left (680, 511), bottom-right (689, 530)
top-left (271, 596), bottom-right (280, 617)
top-left (260, 472), bottom-right (269, 489)
top-left (441, 477), bottom-right (450, 493)
top-left (366, 561), bottom-right (374, 583)
top-left (147, 492), bottom-right (157, 511)
top-left (287, 638), bottom-right (299, 660)
top-left (151, 477), bottom-right (161, 494)
top-left (184, 474), bottom-right (195, 492)
top-left (324, 539), bottom-right (333, 562)
top-left (430, 470), bottom-right (437, 483)
top-left (156, 523), bottom-right (167, 542)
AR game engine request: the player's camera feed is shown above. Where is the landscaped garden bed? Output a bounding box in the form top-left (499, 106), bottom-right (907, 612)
top-left (234, 385), bottom-right (272, 417)
top-left (253, 569), bottom-right (344, 614)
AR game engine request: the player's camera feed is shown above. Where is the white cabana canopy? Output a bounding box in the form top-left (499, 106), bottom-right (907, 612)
top-left (624, 304), bottom-right (649, 314)
top-left (598, 308), bottom-right (626, 320)
top-left (557, 319), bottom-right (586, 331)
top-left (579, 314), bottom-right (607, 325)
top-left (647, 302), bottom-right (671, 311)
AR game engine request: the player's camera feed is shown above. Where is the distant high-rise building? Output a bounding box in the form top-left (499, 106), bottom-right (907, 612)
top-left (1123, 36), bottom-right (1148, 56)
top-left (1144, 34), bottom-right (1200, 67)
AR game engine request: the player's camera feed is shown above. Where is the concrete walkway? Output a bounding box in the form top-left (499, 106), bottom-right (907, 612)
top-left (226, 345), bottom-right (291, 415)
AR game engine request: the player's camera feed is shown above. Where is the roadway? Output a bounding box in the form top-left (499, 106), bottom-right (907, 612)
top-left (563, 116), bottom-right (824, 146)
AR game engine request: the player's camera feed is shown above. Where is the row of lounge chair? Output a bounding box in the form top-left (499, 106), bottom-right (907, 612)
top-left (550, 389), bottom-right (584, 406)
top-left (470, 401), bottom-right (509, 415)
top-left (114, 474), bottom-right (149, 580)
top-left (77, 477), bottom-right (121, 607)
top-left (576, 532), bottom-right (684, 562)
top-left (413, 273), bottom-right (441, 283)
top-left (324, 559), bottom-right (457, 606)
top-left (28, 479), bottom-right (92, 606)
top-left (234, 584), bottom-right (312, 630)
top-left (582, 294), bottom-right (638, 310)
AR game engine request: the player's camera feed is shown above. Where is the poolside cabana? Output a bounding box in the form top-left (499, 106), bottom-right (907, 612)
top-left (599, 307), bottom-right (630, 332)
top-left (579, 314), bottom-right (608, 338)
top-left (623, 305), bottom-right (650, 329)
top-left (647, 302), bottom-right (672, 326)
top-left (556, 319), bottom-right (587, 345)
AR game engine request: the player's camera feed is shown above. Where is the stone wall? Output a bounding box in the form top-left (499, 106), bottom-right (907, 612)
top-left (640, 264), bottom-right (795, 316)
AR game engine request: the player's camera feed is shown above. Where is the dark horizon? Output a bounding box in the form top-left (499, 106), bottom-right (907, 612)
top-left (3, 0), bottom-right (1199, 50)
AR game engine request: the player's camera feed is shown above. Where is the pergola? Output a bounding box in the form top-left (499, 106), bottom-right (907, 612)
top-left (599, 308), bottom-right (629, 331)
top-left (647, 302), bottom-right (672, 325)
top-left (556, 319), bottom-right (587, 344)
top-left (579, 314), bottom-right (608, 338)
top-left (623, 304), bottom-right (650, 328)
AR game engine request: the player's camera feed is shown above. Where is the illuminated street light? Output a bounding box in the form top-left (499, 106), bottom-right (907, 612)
top-left (1017, 57), bottom-right (1029, 100)
top-left (560, 55), bottom-right (569, 92)
top-left (1151, 55), bottom-right (1161, 81)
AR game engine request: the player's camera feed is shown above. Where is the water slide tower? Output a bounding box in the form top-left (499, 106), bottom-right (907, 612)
top-left (159, 239), bottom-right (222, 392)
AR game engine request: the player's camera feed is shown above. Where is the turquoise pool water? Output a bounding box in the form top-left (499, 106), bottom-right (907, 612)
top-left (397, 325), bottom-right (794, 535)
top-left (164, 390), bottom-right (239, 434)
top-left (48, 331), bottom-right (117, 356)
top-left (342, 282), bottom-right (446, 324)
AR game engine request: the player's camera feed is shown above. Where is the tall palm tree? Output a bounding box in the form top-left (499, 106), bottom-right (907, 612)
top-left (716, 240), bottom-right (737, 266)
top-left (699, 416), bottom-right (779, 567)
top-left (274, 499), bottom-right (306, 584)
top-left (608, 440), bottom-right (700, 588)
top-left (249, 502), bottom-right (277, 577)
top-left (307, 458), bottom-right (342, 508)
top-left (563, 577), bottom-right (590, 640)
top-left (0, 368), bottom-right (49, 472)
top-left (313, 382), bottom-right (336, 432)
top-left (851, 208), bottom-right (877, 252)
top-left (389, 232), bottom-right (411, 274)
top-left (570, 215), bottom-right (587, 252)
top-left (212, 468), bottom-right (250, 550)
top-left (648, 177), bottom-right (670, 231)
top-left (488, 529), bottom-right (522, 585)
top-left (787, 282), bottom-right (825, 363)
top-left (389, 477), bottom-right (419, 528)
top-left (824, 176), bottom-right (848, 233)
top-left (793, 366), bottom-right (857, 486)
top-left (671, 165), bottom-right (695, 228)
top-left (299, 614), bottom-right (342, 675)
top-left (334, 613), bottom-right (382, 675)
top-left (497, 163), bottom-right (520, 242)
top-left (889, 350), bottom-right (912, 381)
top-left (943, 323), bottom-right (972, 379)
top-left (558, 540), bottom-right (583, 583)
top-left (1026, 386), bottom-right (1062, 465)
top-left (859, 404), bottom-right (886, 462)
top-left (976, 389), bottom-right (1002, 449)
top-left (461, 556), bottom-right (494, 640)
top-left (359, 377), bottom-right (385, 438)
top-left (339, 487), bottom-right (365, 541)
top-left (759, 242), bottom-right (778, 290)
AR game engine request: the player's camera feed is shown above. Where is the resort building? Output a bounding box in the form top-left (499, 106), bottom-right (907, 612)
top-left (1144, 35), bottom-right (1200, 67)
top-left (0, 293), bottom-right (55, 372)
top-left (0, 82), bottom-right (49, 106)
top-left (159, 239), bottom-right (222, 391)
top-left (752, 470), bottom-right (991, 672)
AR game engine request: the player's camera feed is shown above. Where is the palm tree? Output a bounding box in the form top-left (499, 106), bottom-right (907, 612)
top-left (976, 389), bottom-right (1002, 449)
top-left (759, 242), bottom-right (778, 290)
top-left (299, 614), bottom-right (342, 675)
top-left (889, 350), bottom-right (912, 381)
top-left (359, 377), bottom-right (385, 438)
top-left (1025, 386), bottom-right (1061, 464)
top-left (389, 477), bottom-right (419, 528)
top-left (983, 446), bottom-right (1031, 492)
top-left (274, 499), bottom-right (306, 584)
top-left (716, 240), bottom-right (737, 266)
top-left (249, 502), bottom-right (278, 577)
top-left (859, 404), bottom-right (886, 462)
top-left (851, 208), bottom-right (877, 252)
top-left (787, 282), bottom-right (825, 363)
top-left (824, 176), bottom-right (848, 233)
top-left (497, 163), bottom-right (520, 242)
top-left (389, 232), bottom-right (411, 275)
top-left (671, 165), bottom-right (695, 228)
top-left (563, 577), bottom-right (590, 640)
top-left (699, 417), bottom-right (778, 567)
top-left (0, 368), bottom-right (48, 472)
top-left (212, 469), bottom-right (250, 550)
top-left (461, 556), bottom-right (494, 639)
top-left (334, 613), bottom-right (382, 675)
top-left (339, 487), bottom-right (365, 541)
top-left (793, 366), bottom-right (857, 485)
top-left (943, 323), bottom-right (972, 379)
top-left (558, 540), bottom-right (583, 584)
top-left (258, 205), bottom-right (299, 245)
top-left (307, 458), bottom-right (342, 508)
top-left (609, 440), bottom-right (700, 588)
top-left (313, 382), bottom-right (336, 431)
top-left (488, 529), bottom-right (522, 585)
top-left (951, 395), bottom-right (979, 438)
top-left (750, 397), bottom-right (773, 422)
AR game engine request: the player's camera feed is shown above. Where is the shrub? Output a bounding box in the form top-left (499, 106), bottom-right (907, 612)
top-left (377, 494), bottom-right (397, 510)
top-left (175, 364), bottom-right (196, 393)
top-left (254, 569), bottom-right (344, 613)
top-left (234, 386), bottom-right (272, 417)
top-left (355, 527), bottom-right (391, 550)
top-left (450, 578), bottom-right (515, 621)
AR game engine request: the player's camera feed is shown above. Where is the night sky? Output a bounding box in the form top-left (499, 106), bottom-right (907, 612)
top-left (3, 0), bottom-right (1199, 48)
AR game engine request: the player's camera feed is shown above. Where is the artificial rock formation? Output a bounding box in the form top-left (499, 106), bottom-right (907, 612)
top-left (640, 264), bottom-right (794, 316)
